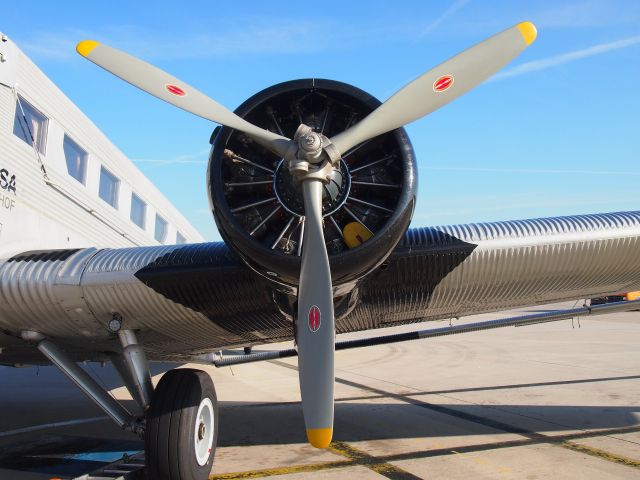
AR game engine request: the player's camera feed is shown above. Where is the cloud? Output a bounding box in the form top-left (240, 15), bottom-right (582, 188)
top-left (452, 0), bottom-right (640, 32)
top-left (417, 0), bottom-right (471, 38)
top-left (17, 19), bottom-right (404, 62)
top-left (493, 35), bottom-right (640, 80)
top-left (18, 22), bottom-right (320, 61)
top-left (19, 30), bottom-right (87, 60)
top-left (532, 0), bottom-right (640, 28)
top-left (412, 192), bottom-right (637, 222)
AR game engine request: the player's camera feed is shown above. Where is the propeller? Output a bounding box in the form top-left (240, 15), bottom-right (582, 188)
top-left (76, 20), bottom-right (536, 450)
top-left (296, 180), bottom-right (335, 448)
top-left (75, 41), bottom-right (290, 158)
top-left (330, 22), bottom-right (537, 154)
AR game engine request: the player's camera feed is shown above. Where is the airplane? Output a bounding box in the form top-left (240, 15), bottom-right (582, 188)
top-left (1, 20), bottom-right (640, 480)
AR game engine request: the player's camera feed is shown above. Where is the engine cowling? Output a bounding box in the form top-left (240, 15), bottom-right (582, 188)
top-left (208, 79), bottom-right (417, 290)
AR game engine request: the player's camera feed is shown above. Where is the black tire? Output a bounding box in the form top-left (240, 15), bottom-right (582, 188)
top-left (145, 368), bottom-right (218, 480)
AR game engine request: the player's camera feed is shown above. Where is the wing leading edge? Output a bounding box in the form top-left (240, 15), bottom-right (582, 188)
top-left (0, 211), bottom-right (639, 364)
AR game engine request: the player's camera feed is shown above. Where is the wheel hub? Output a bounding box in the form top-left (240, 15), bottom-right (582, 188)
top-left (194, 397), bottom-right (215, 466)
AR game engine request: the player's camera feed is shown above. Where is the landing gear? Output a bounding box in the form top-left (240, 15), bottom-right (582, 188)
top-left (22, 330), bottom-right (219, 480)
top-left (145, 368), bottom-right (218, 480)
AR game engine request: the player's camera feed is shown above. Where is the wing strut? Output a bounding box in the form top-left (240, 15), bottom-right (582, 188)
top-left (211, 299), bottom-right (640, 368)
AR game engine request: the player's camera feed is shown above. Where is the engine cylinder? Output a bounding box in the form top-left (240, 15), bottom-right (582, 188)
top-left (208, 79), bottom-right (417, 289)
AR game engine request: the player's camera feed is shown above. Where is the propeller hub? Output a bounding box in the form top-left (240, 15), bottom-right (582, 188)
top-left (273, 159), bottom-right (351, 217)
top-left (301, 132), bottom-right (321, 151)
top-left (289, 124), bottom-right (341, 169)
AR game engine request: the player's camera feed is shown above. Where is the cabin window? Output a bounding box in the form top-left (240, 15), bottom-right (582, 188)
top-left (155, 214), bottom-right (168, 243)
top-left (99, 166), bottom-right (120, 208)
top-left (130, 193), bottom-right (146, 229)
top-left (13, 96), bottom-right (48, 154)
top-left (63, 135), bottom-right (87, 184)
top-left (176, 232), bottom-right (187, 245)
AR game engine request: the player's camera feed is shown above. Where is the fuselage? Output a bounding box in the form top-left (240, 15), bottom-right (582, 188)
top-left (0, 33), bottom-right (202, 259)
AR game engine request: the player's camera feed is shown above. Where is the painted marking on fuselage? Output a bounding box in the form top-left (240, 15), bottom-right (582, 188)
top-left (1, 167), bottom-right (17, 212)
top-left (0, 192), bottom-right (16, 212)
top-left (0, 167), bottom-right (17, 194)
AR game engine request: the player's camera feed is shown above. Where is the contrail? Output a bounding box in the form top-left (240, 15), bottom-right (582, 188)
top-left (133, 158), bottom-right (207, 165)
top-left (494, 35), bottom-right (640, 80)
top-left (132, 148), bottom-right (209, 166)
top-left (417, 0), bottom-right (471, 38)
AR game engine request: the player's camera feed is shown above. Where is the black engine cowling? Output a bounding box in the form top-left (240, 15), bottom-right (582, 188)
top-left (208, 79), bottom-right (417, 290)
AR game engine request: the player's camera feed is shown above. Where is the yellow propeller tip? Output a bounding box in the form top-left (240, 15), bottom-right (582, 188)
top-left (517, 22), bottom-right (537, 46)
top-left (76, 40), bottom-right (99, 57)
top-left (306, 428), bottom-right (333, 449)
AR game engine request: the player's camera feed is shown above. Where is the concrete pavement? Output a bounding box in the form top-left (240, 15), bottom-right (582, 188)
top-left (0, 302), bottom-right (638, 479)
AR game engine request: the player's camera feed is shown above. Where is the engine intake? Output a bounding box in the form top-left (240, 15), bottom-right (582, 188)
top-left (208, 79), bottom-right (417, 289)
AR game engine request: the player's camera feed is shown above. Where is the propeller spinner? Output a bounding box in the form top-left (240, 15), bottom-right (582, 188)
top-left (76, 20), bottom-right (537, 449)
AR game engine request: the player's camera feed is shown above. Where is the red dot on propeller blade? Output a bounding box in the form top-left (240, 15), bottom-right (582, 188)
top-left (308, 305), bottom-right (321, 332)
top-left (166, 84), bottom-right (186, 96)
top-left (433, 75), bottom-right (454, 92)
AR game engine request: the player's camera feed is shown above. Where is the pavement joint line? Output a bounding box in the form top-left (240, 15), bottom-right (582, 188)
top-left (335, 366), bottom-right (605, 440)
top-left (329, 440), bottom-right (423, 480)
top-left (271, 360), bottom-right (543, 439)
top-left (377, 426), bottom-right (640, 464)
top-left (206, 426), bottom-right (640, 479)
top-left (225, 372), bottom-right (640, 410)
top-left (340, 370), bottom-right (640, 452)
top-left (561, 441), bottom-right (640, 469)
top-left (269, 360), bottom-right (640, 470)
top-left (208, 458), bottom-right (354, 480)
top-left (208, 440), bottom-right (424, 480)
top-left (334, 373), bottom-right (640, 403)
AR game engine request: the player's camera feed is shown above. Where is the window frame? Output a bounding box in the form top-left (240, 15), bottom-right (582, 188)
top-left (154, 214), bottom-right (168, 244)
top-left (13, 96), bottom-right (49, 155)
top-left (98, 166), bottom-right (120, 209)
top-left (176, 232), bottom-right (187, 245)
top-left (130, 193), bottom-right (147, 230)
top-left (62, 134), bottom-right (88, 185)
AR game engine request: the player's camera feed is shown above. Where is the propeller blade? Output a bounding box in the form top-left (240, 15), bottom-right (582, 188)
top-left (76, 41), bottom-right (290, 157)
top-left (330, 22), bottom-right (537, 155)
top-left (297, 180), bottom-right (335, 449)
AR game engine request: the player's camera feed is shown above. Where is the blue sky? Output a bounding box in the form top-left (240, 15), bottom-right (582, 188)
top-left (3, 0), bottom-right (639, 241)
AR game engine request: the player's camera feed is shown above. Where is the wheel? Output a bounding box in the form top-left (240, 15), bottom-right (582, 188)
top-left (145, 368), bottom-right (218, 480)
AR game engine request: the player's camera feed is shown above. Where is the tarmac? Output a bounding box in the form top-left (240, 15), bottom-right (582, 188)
top-left (0, 301), bottom-right (639, 479)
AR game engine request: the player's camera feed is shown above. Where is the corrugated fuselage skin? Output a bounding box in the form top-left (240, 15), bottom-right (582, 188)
top-left (1, 211), bottom-right (639, 365)
top-left (0, 34), bottom-right (202, 261)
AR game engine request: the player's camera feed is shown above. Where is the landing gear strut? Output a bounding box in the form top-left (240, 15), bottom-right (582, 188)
top-left (22, 330), bottom-right (219, 480)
